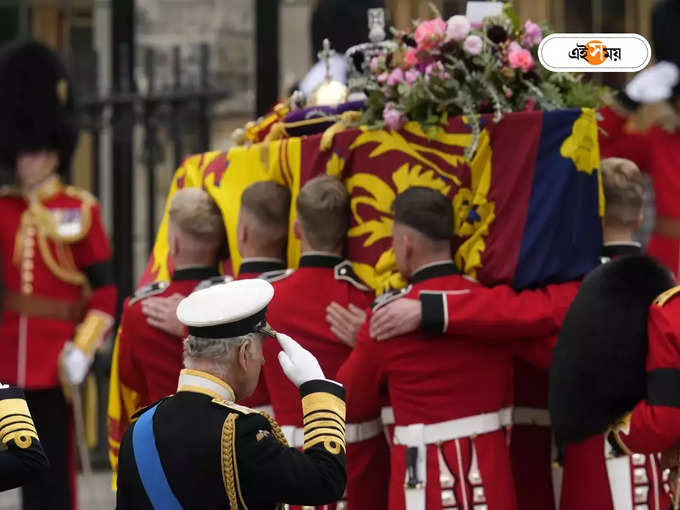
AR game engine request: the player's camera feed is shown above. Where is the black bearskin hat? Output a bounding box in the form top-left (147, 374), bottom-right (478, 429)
top-left (549, 255), bottom-right (674, 447)
top-left (0, 40), bottom-right (78, 177)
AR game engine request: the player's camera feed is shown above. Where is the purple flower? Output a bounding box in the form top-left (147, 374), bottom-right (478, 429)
top-left (383, 103), bottom-right (406, 131)
top-left (523, 20), bottom-right (543, 45)
top-left (404, 69), bottom-right (420, 84)
top-left (387, 68), bottom-right (405, 87)
top-left (446, 15), bottom-right (471, 42)
top-left (463, 35), bottom-right (483, 55)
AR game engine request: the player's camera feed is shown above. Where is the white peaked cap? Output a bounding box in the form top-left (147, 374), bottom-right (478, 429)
top-left (177, 279), bottom-right (275, 338)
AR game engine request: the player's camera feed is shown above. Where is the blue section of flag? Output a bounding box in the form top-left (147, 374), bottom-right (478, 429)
top-left (514, 109), bottom-right (602, 289)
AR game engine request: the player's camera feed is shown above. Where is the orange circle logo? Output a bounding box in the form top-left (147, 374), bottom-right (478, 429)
top-left (585, 40), bottom-right (607, 65)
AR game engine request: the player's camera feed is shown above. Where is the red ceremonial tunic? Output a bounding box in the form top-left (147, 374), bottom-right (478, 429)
top-left (234, 258), bottom-right (286, 412)
top-left (612, 285), bottom-right (680, 507)
top-left (599, 106), bottom-right (680, 278)
top-left (262, 253), bottom-right (382, 510)
top-left (338, 261), bottom-right (519, 510)
top-left (0, 179), bottom-right (116, 388)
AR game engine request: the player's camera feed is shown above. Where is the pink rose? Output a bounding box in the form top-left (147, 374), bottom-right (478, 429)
top-left (404, 48), bottom-right (419, 67)
top-left (523, 20), bottom-right (543, 45)
top-left (463, 35), bottom-right (483, 55)
top-left (377, 72), bottom-right (389, 84)
top-left (383, 103), bottom-right (406, 131)
top-left (404, 69), bottom-right (420, 84)
top-left (508, 41), bottom-right (523, 53)
top-left (446, 15), bottom-right (471, 42)
top-left (387, 68), bottom-right (405, 86)
top-left (508, 47), bottom-right (534, 72)
top-left (414, 18), bottom-right (447, 50)
top-left (370, 57), bottom-right (380, 72)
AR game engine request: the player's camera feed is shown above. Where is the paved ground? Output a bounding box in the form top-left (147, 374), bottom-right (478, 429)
top-left (0, 471), bottom-right (115, 510)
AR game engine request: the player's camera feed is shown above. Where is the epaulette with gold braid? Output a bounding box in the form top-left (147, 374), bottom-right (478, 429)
top-left (211, 398), bottom-right (256, 415)
top-left (64, 185), bottom-right (97, 205)
top-left (654, 286), bottom-right (680, 307)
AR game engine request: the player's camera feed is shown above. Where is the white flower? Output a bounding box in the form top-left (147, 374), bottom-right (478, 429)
top-left (446, 15), bottom-right (471, 42)
top-left (463, 35), bottom-right (483, 55)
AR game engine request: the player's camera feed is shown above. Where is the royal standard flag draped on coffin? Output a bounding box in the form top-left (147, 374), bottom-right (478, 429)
top-left (139, 108), bottom-right (604, 293)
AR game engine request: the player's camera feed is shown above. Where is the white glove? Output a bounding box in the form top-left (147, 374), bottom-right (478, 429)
top-left (276, 333), bottom-right (325, 387)
top-left (0, 382), bottom-right (8, 390)
top-left (626, 61), bottom-right (680, 104)
top-left (60, 344), bottom-right (91, 386)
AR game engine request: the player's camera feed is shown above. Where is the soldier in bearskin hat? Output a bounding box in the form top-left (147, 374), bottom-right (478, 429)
top-left (0, 40), bottom-right (117, 509)
top-left (549, 255), bottom-right (676, 510)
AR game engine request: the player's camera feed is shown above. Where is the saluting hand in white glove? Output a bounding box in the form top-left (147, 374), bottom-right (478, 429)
top-left (276, 333), bottom-right (325, 387)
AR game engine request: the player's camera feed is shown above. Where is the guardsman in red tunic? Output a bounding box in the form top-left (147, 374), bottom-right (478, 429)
top-left (598, 0), bottom-right (680, 277)
top-left (262, 175), bottom-right (381, 510)
top-left (107, 188), bottom-right (228, 479)
top-left (0, 41), bottom-right (116, 510)
top-left (233, 181), bottom-right (290, 414)
top-left (365, 159), bottom-right (666, 510)
top-left (135, 181), bottom-right (291, 417)
top-left (337, 187), bottom-right (519, 510)
top-left (557, 159), bottom-right (671, 510)
top-left (611, 285), bottom-right (680, 507)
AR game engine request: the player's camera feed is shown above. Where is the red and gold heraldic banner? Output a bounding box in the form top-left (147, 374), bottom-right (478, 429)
top-left (140, 108), bottom-right (604, 293)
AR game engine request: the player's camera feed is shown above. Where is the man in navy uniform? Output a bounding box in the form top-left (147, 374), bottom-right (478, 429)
top-left (115, 279), bottom-right (346, 509)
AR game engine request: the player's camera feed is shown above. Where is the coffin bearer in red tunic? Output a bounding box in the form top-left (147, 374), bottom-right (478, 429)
top-left (0, 40), bottom-right (117, 510)
top-left (234, 181), bottom-right (291, 414)
top-left (337, 187), bottom-right (517, 510)
top-left (262, 175), bottom-right (383, 510)
top-left (136, 181), bottom-right (291, 415)
top-left (107, 188), bottom-right (228, 479)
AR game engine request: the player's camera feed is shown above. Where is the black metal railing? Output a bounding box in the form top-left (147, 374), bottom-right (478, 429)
top-left (72, 42), bottom-right (238, 469)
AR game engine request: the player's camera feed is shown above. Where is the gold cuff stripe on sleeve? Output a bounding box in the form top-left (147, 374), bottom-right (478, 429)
top-left (303, 427), bottom-right (346, 445)
top-left (303, 422), bottom-right (346, 438)
top-left (2, 430), bottom-right (38, 448)
top-left (74, 311), bottom-right (115, 356)
top-left (0, 399), bottom-right (31, 420)
top-left (0, 414), bottom-right (34, 430)
top-left (303, 411), bottom-right (345, 426)
top-left (303, 419), bottom-right (346, 434)
top-left (304, 436), bottom-right (345, 455)
top-left (0, 419), bottom-right (36, 437)
top-left (301, 392), bottom-right (346, 422)
top-left (0, 423), bottom-right (38, 439)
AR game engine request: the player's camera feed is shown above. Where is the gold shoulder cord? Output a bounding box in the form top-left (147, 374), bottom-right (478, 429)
top-left (258, 411), bottom-right (289, 447)
top-left (221, 414), bottom-right (240, 509)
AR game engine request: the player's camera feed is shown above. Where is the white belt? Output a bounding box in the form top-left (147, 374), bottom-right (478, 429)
top-left (281, 418), bottom-right (382, 448)
top-left (252, 405), bottom-right (274, 416)
top-left (393, 407), bottom-right (513, 447)
top-left (381, 406), bottom-right (395, 425)
top-left (512, 406), bottom-right (551, 427)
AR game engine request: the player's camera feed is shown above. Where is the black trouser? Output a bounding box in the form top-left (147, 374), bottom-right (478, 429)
top-left (21, 388), bottom-right (73, 510)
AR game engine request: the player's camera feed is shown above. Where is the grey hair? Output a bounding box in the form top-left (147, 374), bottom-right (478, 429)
top-left (183, 332), bottom-right (261, 371)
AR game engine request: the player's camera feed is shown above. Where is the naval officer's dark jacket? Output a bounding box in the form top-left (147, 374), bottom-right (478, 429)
top-left (115, 369), bottom-right (346, 509)
top-left (0, 386), bottom-right (49, 491)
